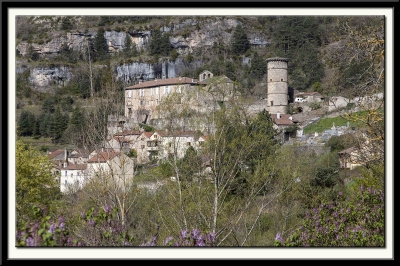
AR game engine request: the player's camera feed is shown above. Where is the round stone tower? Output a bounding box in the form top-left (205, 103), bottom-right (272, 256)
top-left (266, 57), bottom-right (289, 114)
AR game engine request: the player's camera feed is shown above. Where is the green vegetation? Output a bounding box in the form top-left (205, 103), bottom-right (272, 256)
top-left (303, 111), bottom-right (368, 134)
top-left (14, 15), bottom-right (386, 249)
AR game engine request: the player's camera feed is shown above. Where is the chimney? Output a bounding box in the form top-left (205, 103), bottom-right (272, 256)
top-left (277, 112), bottom-right (281, 119)
top-left (64, 148), bottom-right (68, 161)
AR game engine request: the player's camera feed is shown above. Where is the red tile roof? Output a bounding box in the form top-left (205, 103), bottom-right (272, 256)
top-left (87, 151), bottom-right (121, 163)
top-left (114, 130), bottom-right (142, 136)
top-left (49, 149), bottom-right (65, 159)
top-left (125, 77), bottom-right (198, 90)
top-left (61, 164), bottom-right (87, 170)
top-left (270, 114), bottom-right (298, 125)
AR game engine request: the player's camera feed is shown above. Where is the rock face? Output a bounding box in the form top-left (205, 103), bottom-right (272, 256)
top-left (29, 66), bottom-right (72, 90)
top-left (116, 58), bottom-right (202, 83)
top-left (105, 31), bottom-right (126, 52)
top-left (17, 32), bottom-right (95, 57)
top-left (16, 30), bottom-right (152, 56)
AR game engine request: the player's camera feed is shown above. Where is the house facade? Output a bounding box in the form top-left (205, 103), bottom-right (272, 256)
top-left (270, 113), bottom-right (299, 141)
top-left (59, 163), bottom-right (89, 193)
top-left (87, 150), bottom-right (135, 189)
top-left (124, 77), bottom-right (200, 124)
top-left (338, 147), bottom-right (362, 170)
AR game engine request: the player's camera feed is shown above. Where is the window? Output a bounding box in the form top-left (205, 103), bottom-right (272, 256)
top-left (281, 78), bottom-right (284, 81)
top-left (187, 142), bottom-right (191, 146)
top-left (208, 74), bottom-right (211, 78)
top-left (141, 145), bottom-right (145, 149)
top-left (140, 100), bottom-right (144, 106)
top-left (177, 86), bottom-right (182, 93)
top-left (127, 90), bottom-right (132, 98)
top-left (203, 74), bottom-right (206, 79)
top-left (128, 108), bottom-right (132, 115)
top-left (140, 89), bottom-right (144, 96)
top-left (165, 86), bottom-right (169, 94)
top-left (156, 87), bottom-right (159, 95)
top-left (151, 88), bottom-right (154, 96)
top-left (65, 171), bottom-right (67, 176)
top-left (270, 79), bottom-right (272, 82)
top-left (271, 101), bottom-right (274, 106)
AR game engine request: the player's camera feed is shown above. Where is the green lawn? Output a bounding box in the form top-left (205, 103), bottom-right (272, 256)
top-left (303, 110), bottom-right (369, 135)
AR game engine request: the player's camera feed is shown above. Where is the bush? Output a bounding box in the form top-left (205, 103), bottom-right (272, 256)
top-left (274, 186), bottom-right (384, 247)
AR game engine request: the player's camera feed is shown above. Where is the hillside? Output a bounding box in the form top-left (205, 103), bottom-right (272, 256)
top-left (15, 15), bottom-right (384, 147)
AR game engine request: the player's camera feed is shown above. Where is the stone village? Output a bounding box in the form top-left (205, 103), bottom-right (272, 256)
top-left (48, 57), bottom-right (371, 193)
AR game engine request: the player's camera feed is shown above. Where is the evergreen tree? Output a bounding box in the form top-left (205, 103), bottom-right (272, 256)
top-left (49, 108), bottom-right (69, 143)
top-left (32, 119), bottom-right (41, 139)
top-left (93, 27), bottom-right (108, 61)
top-left (41, 96), bottom-right (56, 114)
top-left (124, 32), bottom-right (136, 57)
top-left (149, 29), bottom-right (172, 56)
top-left (250, 53), bottom-right (267, 80)
top-left (231, 24), bottom-right (250, 56)
top-left (17, 110), bottom-right (36, 136)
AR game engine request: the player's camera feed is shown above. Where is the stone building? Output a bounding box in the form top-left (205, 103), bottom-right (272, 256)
top-left (198, 70), bottom-right (213, 82)
top-left (124, 77), bottom-right (199, 124)
top-left (266, 57), bottom-right (289, 114)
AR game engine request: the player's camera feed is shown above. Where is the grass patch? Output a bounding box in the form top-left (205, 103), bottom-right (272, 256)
top-left (303, 110), bottom-right (369, 135)
top-left (19, 136), bottom-right (74, 152)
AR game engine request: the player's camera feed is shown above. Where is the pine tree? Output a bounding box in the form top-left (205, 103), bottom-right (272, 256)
top-left (93, 27), bottom-right (108, 61)
top-left (17, 110), bottom-right (36, 136)
top-left (49, 108), bottom-right (69, 143)
top-left (231, 24), bottom-right (250, 56)
top-left (250, 53), bottom-right (267, 80)
top-left (149, 29), bottom-right (172, 56)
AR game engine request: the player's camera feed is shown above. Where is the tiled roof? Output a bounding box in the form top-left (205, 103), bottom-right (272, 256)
top-left (69, 148), bottom-right (90, 158)
top-left (48, 149), bottom-right (66, 160)
top-left (125, 77), bottom-right (198, 90)
top-left (270, 113), bottom-right (298, 125)
top-left (141, 131), bottom-right (154, 138)
top-left (61, 164), bottom-right (87, 170)
top-left (87, 151), bottom-right (120, 163)
top-left (114, 130), bottom-right (142, 136)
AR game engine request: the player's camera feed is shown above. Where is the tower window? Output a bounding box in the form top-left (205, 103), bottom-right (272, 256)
top-left (281, 78), bottom-right (284, 81)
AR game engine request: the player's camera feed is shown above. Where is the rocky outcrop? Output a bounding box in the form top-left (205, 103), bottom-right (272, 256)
top-left (29, 66), bottom-right (72, 90)
top-left (116, 58), bottom-right (202, 83)
top-left (16, 31), bottom-right (95, 57)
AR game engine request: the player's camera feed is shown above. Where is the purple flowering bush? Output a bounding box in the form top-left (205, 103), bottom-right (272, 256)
top-left (274, 186), bottom-right (384, 247)
top-left (78, 205), bottom-right (135, 246)
top-left (16, 204), bottom-right (81, 247)
top-left (140, 228), bottom-right (216, 247)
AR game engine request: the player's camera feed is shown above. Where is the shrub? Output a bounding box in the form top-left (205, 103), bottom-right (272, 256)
top-left (274, 186), bottom-right (384, 247)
